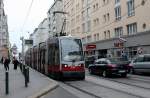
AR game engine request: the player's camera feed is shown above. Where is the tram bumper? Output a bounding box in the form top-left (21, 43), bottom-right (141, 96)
top-left (62, 71), bottom-right (85, 78)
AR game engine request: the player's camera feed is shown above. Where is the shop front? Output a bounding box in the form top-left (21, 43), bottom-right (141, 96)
top-left (84, 44), bottom-right (97, 67)
top-left (84, 31), bottom-right (150, 60)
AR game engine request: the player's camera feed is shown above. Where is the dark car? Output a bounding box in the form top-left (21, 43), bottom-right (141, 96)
top-left (130, 54), bottom-right (150, 74)
top-left (88, 58), bottom-right (131, 77)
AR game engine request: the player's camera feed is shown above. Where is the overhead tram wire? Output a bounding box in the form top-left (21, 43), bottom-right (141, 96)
top-left (21, 0), bottom-right (34, 34)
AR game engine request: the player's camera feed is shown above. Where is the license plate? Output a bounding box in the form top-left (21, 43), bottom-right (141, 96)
top-left (119, 70), bottom-right (125, 73)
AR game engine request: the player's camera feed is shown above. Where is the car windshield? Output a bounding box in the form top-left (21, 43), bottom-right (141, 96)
top-left (108, 58), bottom-right (129, 64)
top-left (61, 38), bottom-right (84, 62)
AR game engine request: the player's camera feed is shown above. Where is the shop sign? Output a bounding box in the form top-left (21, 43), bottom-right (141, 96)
top-left (86, 44), bottom-right (96, 50)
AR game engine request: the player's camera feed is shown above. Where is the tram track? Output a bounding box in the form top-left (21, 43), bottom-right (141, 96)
top-left (128, 74), bottom-right (150, 82)
top-left (100, 77), bottom-right (150, 90)
top-left (62, 81), bottom-right (102, 98)
top-left (61, 79), bottom-right (147, 98)
top-left (88, 73), bottom-right (150, 90)
top-left (84, 80), bottom-right (147, 98)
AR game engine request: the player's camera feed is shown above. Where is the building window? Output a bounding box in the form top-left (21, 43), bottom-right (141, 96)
top-left (76, 15), bottom-right (80, 22)
top-left (103, 15), bottom-right (106, 22)
top-left (82, 11), bottom-right (85, 21)
top-left (115, 27), bottom-right (123, 37)
top-left (107, 30), bottom-right (110, 38)
top-left (94, 34), bottom-right (96, 41)
top-left (87, 20), bottom-right (91, 32)
top-left (127, 23), bottom-right (137, 35)
top-left (82, 23), bottom-right (85, 33)
top-left (104, 31), bottom-right (107, 39)
top-left (82, 0), bottom-right (86, 8)
top-left (87, 35), bottom-right (92, 42)
top-left (103, 0), bottom-right (109, 5)
top-left (96, 3), bottom-right (99, 10)
top-left (97, 33), bottom-right (99, 41)
top-left (107, 13), bottom-right (110, 21)
top-left (93, 18), bottom-right (99, 26)
top-left (87, 7), bottom-right (91, 18)
top-left (127, 0), bottom-right (135, 16)
top-left (82, 37), bottom-right (86, 43)
top-left (103, 13), bottom-right (110, 22)
top-left (115, 0), bottom-right (120, 4)
top-left (115, 6), bottom-right (121, 20)
top-left (104, 30), bottom-right (110, 39)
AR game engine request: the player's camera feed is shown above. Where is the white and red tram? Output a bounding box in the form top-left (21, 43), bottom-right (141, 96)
top-left (25, 36), bottom-right (85, 80)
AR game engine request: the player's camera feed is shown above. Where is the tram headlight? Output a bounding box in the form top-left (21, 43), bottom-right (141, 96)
top-left (64, 65), bottom-right (68, 67)
top-left (62, 64), bottom-right (68, 68)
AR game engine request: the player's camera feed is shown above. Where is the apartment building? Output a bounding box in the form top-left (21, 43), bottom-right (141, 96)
top-left (47, 0), bottom-right (65, 37)
top-left (63, 0), bottom-right (150, 59)
top-left (0, 0), bottom-right (9, 58)
top-left (31, 18), bottom-right (49, 46)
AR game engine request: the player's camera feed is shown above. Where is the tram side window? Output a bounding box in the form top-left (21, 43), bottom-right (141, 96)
top-left (48, 44), bottom-right (53, 65)
top-left (54, 45), bottom-right (60, 65)
top-left (42, 50), bottom-right (45, 65)
top-left (52, 45), bottom-right (55, 65)
top-left (48, 44), bottom-right (60, 65)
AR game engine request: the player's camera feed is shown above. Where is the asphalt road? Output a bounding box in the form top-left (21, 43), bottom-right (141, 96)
top-left (42, 70), bottom-right (150, 98)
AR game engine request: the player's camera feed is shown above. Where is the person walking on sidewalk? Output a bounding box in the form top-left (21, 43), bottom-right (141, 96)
top-left (4, 57), bottom-right (11, 71)
top-left (13, 57), bottom-right (19, 70)
top-left (1, 56), bottom-right (4, 64)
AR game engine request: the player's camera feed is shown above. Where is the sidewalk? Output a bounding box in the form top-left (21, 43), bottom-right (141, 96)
top-left (0, 63), bottom-right (58, 98)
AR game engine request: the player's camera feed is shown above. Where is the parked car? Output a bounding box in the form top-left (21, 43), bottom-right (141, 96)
top-left (130, 54), bottom-right (150, 74)
top-left (88, 58), bottom-right (131, 77)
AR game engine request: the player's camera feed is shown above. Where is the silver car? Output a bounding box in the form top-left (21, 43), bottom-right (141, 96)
top-left (130, 54), bottom-right (150, 74)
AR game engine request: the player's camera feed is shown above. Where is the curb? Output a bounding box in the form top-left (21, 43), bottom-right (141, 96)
top-left (27, 68), bottom-right (59, 98)
top-left (28, 82), bottom-right (59, 98)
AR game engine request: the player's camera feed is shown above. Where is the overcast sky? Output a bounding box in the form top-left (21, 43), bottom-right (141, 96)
top-left (4, 0), bottom-right (54, 52)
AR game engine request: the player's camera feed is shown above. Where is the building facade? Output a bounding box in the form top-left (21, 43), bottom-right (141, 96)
top-left (31, 18), bottom-right (49, 46)
top-left (47, 0), bottom-right (66, 37)
top-left (0, 0), bottom-right (9, 58)
top-left (63, 0), bottom-right (150, 59)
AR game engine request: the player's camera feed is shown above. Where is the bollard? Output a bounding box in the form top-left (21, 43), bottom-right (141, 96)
top-left (23, 65), bottom-right (25, 75)
top-left (24, 66), bottom-right (28, 87)
top-left (5, 70), bottom-right (9, 94)
top-left (20, 63), bottom-right (23, 72)
top-left (26, 66), bottom-right (29, 83)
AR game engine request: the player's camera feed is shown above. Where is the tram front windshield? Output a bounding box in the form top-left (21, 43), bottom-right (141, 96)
top-left (61, 38), bottom-right (84, 62)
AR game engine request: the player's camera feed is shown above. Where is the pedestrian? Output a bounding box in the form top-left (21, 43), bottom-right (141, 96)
top-left (13, 58), bottom-right (19, 70)
top-left (3, 57), bottom-right (11, 71)
top-left (1, 56), bottom-right (4, 64)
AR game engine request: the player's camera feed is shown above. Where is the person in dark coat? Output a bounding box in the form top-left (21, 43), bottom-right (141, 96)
top-left (1, 56), bottom-right (4, 64)
top-left (13, 58), bottom-right (19, 70)
top-left (4, 57), bottom-right (11, 71)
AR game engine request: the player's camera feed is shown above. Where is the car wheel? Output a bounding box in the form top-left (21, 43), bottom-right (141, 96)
top-left (130, 68), bottom-right (135, 74)
top-left (89, 68), bottom-right (93, 74)
top-left (102, 70), bottom-right (108, 77)
top-left (121, 73), bottom-right (127, 77)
